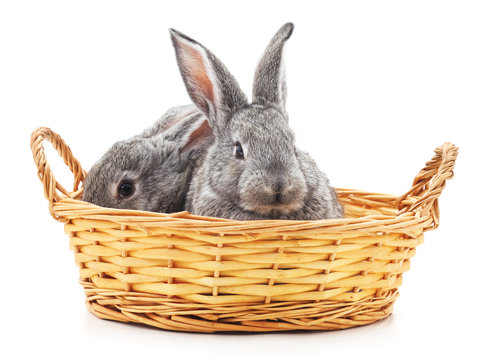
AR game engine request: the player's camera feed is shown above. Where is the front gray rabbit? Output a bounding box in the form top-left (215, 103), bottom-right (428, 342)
top-left (171, 23), bottom-right (343, 220)
top-left (82, 105), bottom-right (213, 212)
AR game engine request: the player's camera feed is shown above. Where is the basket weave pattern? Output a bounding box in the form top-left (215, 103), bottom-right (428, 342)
top-left (31, 127), bottom-right (458, 332)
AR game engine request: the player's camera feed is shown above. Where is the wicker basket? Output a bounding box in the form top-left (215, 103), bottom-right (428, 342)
top-left (30, 127), bottom-right (458, 333)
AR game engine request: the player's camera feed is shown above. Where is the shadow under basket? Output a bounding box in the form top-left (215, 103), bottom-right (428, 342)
top-left (30, 127), bottom-right (458, 333)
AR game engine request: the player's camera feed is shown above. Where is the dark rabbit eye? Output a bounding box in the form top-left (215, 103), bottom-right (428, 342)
top-left (235, 141), bottom-right (245, 159)
top-left (118, 181), bottom-right (134, 198)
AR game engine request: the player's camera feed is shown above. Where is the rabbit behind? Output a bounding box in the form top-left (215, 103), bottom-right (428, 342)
top-left (170, 23), bottom-right (343, 220)
top-left (82, 105), bottom-right (213, 213)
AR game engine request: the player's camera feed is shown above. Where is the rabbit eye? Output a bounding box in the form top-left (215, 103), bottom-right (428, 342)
top-left (234, 142), bottom-right (245, 159)
top-left (118, 182), bottom-right (134, 198)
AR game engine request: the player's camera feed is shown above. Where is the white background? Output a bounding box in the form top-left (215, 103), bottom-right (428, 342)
top-left (1, 0), bottom-right (487, 359)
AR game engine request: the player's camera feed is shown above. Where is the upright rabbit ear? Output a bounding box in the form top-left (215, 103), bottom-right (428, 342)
top-left (252, 23), bottom-right (294, 111)
top-left (170, 29), bottom-right (247, 133)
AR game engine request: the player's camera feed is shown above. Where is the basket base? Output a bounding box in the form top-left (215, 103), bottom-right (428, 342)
top-left (83, 282), bottom-right (399, 333)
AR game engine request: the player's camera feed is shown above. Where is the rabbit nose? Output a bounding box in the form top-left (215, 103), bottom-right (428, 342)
top-left (272, 179), bottom-right (286, 194)
top-left (275, 192), bottom-right (284, 203)
top-left (271, 179), bottom-right (290, 203)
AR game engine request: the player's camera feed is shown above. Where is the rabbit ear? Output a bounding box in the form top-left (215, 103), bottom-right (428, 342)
top-left (140, 106), bottom-right (199, 138)
top-left (162, 112), bottom-right (214, 163)
top-left (252, 23), bottom-right (294, 110)
top-left (180, 118), bottom-right (213, 155)
top-left (170, 29), bottom-right (247, 132)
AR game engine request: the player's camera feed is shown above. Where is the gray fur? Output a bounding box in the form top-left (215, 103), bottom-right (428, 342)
top-left (171, 23), bottom-right (343, 220)
top-left (82, 105), bottom-right (213, 212)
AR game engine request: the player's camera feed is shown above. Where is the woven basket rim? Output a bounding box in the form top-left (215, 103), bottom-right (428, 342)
top-left (53, 188), bottom-right (408, 220)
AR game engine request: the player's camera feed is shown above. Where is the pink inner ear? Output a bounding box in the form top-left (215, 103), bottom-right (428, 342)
top-left (182, 120), bottom-right (213, 152)
top-left (179, 41), bottom-right (215, 104)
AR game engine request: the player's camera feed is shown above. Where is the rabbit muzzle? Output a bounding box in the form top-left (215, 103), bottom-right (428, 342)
top-left (239, 171), bottom-right (307, 216)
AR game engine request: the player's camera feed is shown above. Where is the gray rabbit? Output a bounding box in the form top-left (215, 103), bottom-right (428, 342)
top-left (82, 105), bottom-right (213, 212)
top-left (171, 23), bottom-right (343, 220)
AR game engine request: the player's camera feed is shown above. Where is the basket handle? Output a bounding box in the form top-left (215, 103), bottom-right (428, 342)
top-left (396, 142), bottom-right (458, 227)
top-left (30, 127), bottom-right (86, 220)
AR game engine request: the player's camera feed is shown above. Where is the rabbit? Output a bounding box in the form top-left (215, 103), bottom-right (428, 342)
top-left (81, 104), bottom-right (213, 212)
top-left (170, 23), bottom-right (343, 220)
